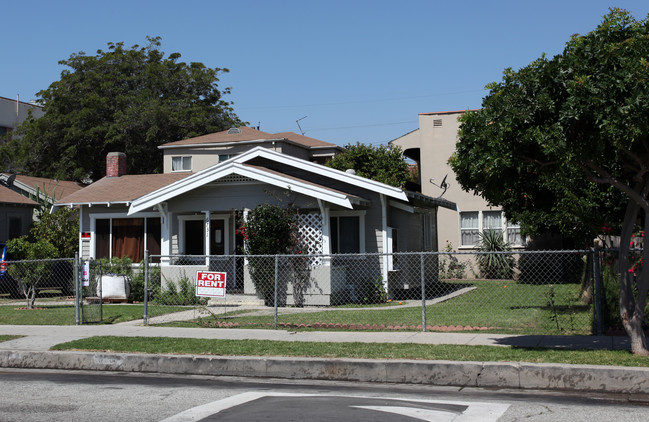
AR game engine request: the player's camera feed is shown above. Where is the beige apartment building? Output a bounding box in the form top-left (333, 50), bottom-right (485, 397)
top-left (391, 110), bottom-right (525, 251)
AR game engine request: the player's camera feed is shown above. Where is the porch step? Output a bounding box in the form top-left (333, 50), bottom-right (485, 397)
top-left (209, 294), bottom-right (265, 306)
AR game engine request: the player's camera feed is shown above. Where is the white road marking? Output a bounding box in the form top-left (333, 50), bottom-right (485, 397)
top-left (160, 392), bottom-right (511, 422)
top-left (351, 406), bottom-right (458, 421)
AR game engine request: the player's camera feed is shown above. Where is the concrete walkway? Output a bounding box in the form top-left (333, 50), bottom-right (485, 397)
top-left (1, 323), bottom-right (648, 395)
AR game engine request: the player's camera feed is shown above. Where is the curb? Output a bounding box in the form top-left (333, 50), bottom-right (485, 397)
top-left (2, 350), bottom-right (649, 394)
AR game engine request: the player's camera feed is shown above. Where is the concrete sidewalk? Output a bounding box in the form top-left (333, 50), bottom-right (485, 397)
top-left (0, 324), bottom-right (647, 395)
top-left (0, 323), bottom-right (633, 352)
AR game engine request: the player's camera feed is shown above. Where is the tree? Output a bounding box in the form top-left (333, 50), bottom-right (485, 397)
top-left (238, 204), bottom-right (309, 307)
top-left (325, 143), bottom-right (410, 187)
top-left (450, 9), bottom-right (649, 355)
top-left (6, 203), bottom-right (78, 308)
top-left (6, 237), bottom-right (59, 309)
top-left (4, 36), bottom-right (242, 182)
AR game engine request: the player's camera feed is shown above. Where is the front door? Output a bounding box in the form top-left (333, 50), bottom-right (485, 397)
top-left (184, 220), bottom-right (204, 255)
top-left (210, 219), bottom-right (225, 255)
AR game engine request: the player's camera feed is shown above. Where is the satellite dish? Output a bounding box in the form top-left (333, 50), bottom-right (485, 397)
top-left (429, 174), bottom-right (450, 198)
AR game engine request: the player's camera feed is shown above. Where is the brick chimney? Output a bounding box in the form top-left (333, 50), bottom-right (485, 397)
top-left (106, 152), bottom-right (127, 177)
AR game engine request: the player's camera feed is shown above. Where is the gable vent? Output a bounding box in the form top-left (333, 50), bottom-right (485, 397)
top-left (433, 119), bottom-right (443, 127)
top-left (227, 127), bottom-right (242, 134)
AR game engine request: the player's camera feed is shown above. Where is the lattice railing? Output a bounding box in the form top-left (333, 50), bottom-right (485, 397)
top-left (296, 212), bottom-right (323, 266)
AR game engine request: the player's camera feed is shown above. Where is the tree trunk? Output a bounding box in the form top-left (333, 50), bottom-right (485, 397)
top-left (619, 198), bottom-right (649, 355)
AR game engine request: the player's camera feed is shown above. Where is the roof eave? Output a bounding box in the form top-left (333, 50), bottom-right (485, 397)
top-left (128, 162), bottom-right (355, 215)
top-left (234, 147), bottom-right (408, 201)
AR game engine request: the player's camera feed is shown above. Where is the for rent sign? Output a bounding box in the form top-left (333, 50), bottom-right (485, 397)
top-left (195, 271), bottom-right (227, 297)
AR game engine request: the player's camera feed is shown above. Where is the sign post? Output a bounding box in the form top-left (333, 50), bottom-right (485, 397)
top-left (195, 271), bottom-right (227, 298)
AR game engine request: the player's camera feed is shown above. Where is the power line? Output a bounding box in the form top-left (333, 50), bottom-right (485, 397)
top-left (238, 89), bottom-right (485, 110)
top-left (306, 120), bottom-right (417, 132)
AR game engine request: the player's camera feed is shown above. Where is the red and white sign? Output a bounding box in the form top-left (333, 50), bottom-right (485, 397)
top-left (195, 271), bottom-right (227, 298)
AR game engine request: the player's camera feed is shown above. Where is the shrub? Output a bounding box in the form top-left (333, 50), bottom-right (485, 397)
top-left (439, 241), bottom-right (468, 279)
top-left (476, 229), bottom-right (515, 279)
top-left (357, 277), bottom-right (387, 304)
top-left (129, 265), bottom-right (161, 302)
top-left (155, 272), bottom-right (207, 306)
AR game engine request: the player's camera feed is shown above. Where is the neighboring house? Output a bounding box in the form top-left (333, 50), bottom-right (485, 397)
top-left (0, 174), bottom-right (84, 206)
top-left (0, 95), bottom-right (44, 144)
top-left (160, 126), bottom-right (343, 173)
top-left (55, 127), bottom-right (455, 304)
top-left (391, 111), bottom-right (525, 251)
top-left (0, 186), bottom-right (38, 242)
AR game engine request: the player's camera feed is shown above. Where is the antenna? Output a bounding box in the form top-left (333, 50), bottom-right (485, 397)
top-left (296, 116), bottom-right (307, 135)
top-left (430, 174), bottom-right (450, 198)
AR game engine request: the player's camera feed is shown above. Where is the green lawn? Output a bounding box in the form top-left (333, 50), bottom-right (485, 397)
top-left (157, 280), bottom-right (592, 335)
top-left (0, 303), bottom-right (184, 325)
top-left (51, 335), bottom-right (647, 367)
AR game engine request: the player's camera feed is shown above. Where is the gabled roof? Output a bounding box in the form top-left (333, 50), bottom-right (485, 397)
top-left (158, 126), bottom-right (340, 150)
top-left (0, 185), bottom-right (38, 206)
top-left (128, 147), bottom-right (408, 215)
top-left (0, 173), bottom-right (85, 202)
top-left (55, 173), bottom-right (191, 207)
top-left (273, 132), bottom-right (342, 149)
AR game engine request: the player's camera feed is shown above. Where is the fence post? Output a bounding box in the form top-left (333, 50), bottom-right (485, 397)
top-left (593, 248), bottom-right (603, 336)
top-left (421, 253), bottom-right (426, 332)
top-left (74, 252), bottom-right (79, 325)
top-left (143, 250), bottom-right (149, 326)
top-left (274, 255), bottom-right (279, 329)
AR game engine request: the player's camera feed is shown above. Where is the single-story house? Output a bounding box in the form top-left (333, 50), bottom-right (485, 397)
top-left (0, 185), bottom-right (38, 242)
top-left (55, 129), bottom-right (455, 305)
top-left (0, 173), bottom-right (85, 206)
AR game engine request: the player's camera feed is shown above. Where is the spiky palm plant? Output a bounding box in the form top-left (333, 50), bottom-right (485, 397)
top-left (476, 229), bottom-right (515, 279)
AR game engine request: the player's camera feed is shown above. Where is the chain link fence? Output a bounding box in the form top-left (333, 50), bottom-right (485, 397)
top-left (144, 250), bottom-right (601, 335)
top-left (0, 257), bottom-right (76, 324)
top-left (0, 249), bottom-right (631, 335)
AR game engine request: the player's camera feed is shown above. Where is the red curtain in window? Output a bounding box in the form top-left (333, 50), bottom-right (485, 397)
top-left (112, 218), bottom-right (145, 262)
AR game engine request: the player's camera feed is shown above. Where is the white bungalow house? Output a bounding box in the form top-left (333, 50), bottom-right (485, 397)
top-left (55, 128), bottom-right (455, 305)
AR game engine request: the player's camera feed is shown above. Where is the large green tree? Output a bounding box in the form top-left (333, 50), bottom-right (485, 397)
top-left (450, 9), bottom-right (649, 355)
top-left (325, 142), bottom-right (410, 188)
top-left (5, 36), bottom-right (242, 182)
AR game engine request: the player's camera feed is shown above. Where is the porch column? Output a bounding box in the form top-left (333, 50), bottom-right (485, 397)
top-left (157, 203), bottom-right (171, 265)
top-left (203, 210), bottom-right (210, 266)
top-left (318, 200), bottom-right (330, 260)
top-left (380, 194), bottom-right (389, 291)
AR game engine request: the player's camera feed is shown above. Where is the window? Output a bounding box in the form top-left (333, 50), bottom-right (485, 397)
top-left (483, 211), bottom-right (503, 236)
top-left (95, 217), bottom-right (161, 262)
top-left (218, 154), bottom-right (232, 163)
top-left (0, 126), bottom-right (12, 143)
top-left (460, 212), bottom-right (480, 246)
top-left (8, 216), bottom-right (23, 239)
top-left (460, 211), bottom-right (525, 247)
top-left (330, 212), bottom-right (365, 254)
top-left (171, 156), bottom-right (191, 172)
top-left (506, 220), bottom-right (525, 247)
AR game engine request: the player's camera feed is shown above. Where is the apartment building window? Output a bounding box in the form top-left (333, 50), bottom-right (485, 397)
top-left (171, 156), bottom-right (192, 172)
top-left (483, 211), bottom-right (503, 236)
top-left (506, 220), bottom-right (524, 246)
top-left (460, 212), bottom-right (480, 246)
top-left (460, 211), bottom-right (524, 247)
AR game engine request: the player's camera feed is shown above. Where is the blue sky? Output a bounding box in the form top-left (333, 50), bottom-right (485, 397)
top-left (3, 1), bottom-right (649, 146)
